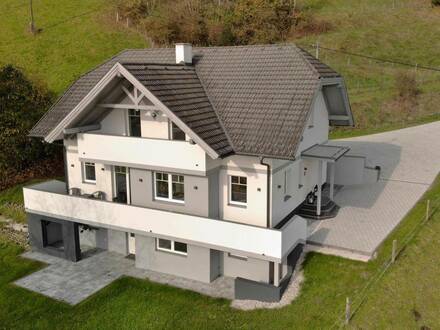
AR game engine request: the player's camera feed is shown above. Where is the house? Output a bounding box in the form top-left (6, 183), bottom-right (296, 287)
top-left (23, 44), bottom-right (357, 302)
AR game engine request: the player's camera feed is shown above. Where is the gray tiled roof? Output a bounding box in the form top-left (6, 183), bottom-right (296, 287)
top-left (123, 63), bottom-right (233, 156)
top-left (30, 44), bottom-right (341, 159)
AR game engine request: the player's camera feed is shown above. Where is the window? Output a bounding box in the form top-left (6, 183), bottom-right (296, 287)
top-left (154, 172), bottom-right (185, 203)
top-left (83, 162), bottom-right (96, 183)
top-left (114, 166), bottom-right (129, 204)
top-left (170, 122), bottom-right (186, 141)
top-left (230, 175), bottom-right (247, 205)
top-left (128, 109), bottom-right (141, 137)
top-left (157, 238), bottom-right (187, 255)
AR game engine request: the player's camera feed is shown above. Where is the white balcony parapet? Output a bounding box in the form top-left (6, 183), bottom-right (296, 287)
top-left (77, 133), bottom-right (207, 175)
top-left (23, 181), bottom-right (307, 262)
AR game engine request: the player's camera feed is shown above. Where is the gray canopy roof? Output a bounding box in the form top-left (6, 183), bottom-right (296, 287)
top-left (30, 44), bottom-right (348, 159)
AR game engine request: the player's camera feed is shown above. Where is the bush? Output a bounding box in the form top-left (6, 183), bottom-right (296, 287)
top-left (394, 71), bottom-right (421, 114)
top-left (0, 65), bottom-right (60, 179)
top-left (118, 0), bottom-right (301, 46)
top-left (432, 0), bottom-right (440, 7)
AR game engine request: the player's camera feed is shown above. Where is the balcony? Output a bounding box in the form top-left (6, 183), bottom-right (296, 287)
top-left (23, 181), bottom-right (307, 263)
top-left (77, 133), bottom-right (207, 175)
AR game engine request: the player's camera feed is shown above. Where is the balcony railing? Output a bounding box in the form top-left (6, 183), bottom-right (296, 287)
top-left (77, 133), bottom-right (207, 175)
top-left (23, 180), bottom-right (307, 263)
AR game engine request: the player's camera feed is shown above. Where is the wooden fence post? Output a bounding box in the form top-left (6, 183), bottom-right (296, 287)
top-left (391, 239), bottom-right (397, 263)
top-left (426, 199), bottom-right (431, 221)
top-left (345, 297), bottom-right (351, 325)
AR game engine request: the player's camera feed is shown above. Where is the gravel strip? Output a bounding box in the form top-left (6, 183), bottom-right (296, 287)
top-left (231, 253), bottom-right (306, 310)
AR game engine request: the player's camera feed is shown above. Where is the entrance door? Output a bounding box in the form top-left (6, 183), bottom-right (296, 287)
top-left (114, 166), bottom-right (129, 203)
top-left (128, 233), bottom-right (136, 255)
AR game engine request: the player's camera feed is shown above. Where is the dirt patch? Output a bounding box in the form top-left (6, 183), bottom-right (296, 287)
top-left (0, 217), bottom-right (29, 248)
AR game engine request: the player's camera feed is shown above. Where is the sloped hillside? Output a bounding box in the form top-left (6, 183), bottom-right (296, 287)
top-left (1, 0), bottom-right (439, 135)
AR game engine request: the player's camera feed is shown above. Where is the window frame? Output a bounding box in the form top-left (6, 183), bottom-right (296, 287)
top-left (83, 162), bottom-right (96, 184)
top-left (156, 238), bottom-right (188, 256)
top-left (127, 109), bottom-right (141, 137)
top-left (112, 165), bottom-right (131, 204)
top-left (154, 172), bottom-right (185, 204)
top-left (169, 121), bottom-right (186, 141)
top-left (229, 175), bottom-right (247, 206)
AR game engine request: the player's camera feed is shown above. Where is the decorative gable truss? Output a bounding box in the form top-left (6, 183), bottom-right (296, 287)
top-left (46, 62), bottom-right (221, 159)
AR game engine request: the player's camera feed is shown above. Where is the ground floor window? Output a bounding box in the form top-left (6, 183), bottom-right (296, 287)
top-left (156, 238), bottom-right (187, 255)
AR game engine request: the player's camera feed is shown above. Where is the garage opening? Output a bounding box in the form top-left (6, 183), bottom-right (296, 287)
top-left (41, 220), bottom-right (64, 251)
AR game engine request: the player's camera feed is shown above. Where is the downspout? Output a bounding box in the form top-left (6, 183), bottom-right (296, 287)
top-left (63, 144), bottom-right (69, 193)
top-left (259, 156), bottom-right (271, 228)
top-left (260, 156), bottom-right (275, 285)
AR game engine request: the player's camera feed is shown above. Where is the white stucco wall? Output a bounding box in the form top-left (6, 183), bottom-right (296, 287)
top-left (141, 112), bottom-right (169, 139)
top-left (271, 158), bottom-right (327, 227)
top-left (217, 155), bottom-right (268, 228)
top-left (96, 109), bottom-right (127, 135)
top-left (296, 90), bottom-right (329, 156)
top-left (64, 138), bottom-right (114, 201)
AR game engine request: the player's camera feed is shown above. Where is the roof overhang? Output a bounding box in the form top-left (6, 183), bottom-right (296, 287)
top-left (301, 143), bottom-right (350, 163)
top-left (44, 62), bottom-right (220, 159)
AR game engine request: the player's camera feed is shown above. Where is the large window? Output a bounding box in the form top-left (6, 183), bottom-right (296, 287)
top-left (229, 175), bottom-right (247, 205)
top-left (154, 172), bottom-right (185, 203)
top-left (128, 109), bottom-right (141, 137)
top-left (156, 238), bottom-right (187, 255)
top-left (83, 162), bottom-right (96, 183)
top-left (170, 122), bottom-right (186, 141)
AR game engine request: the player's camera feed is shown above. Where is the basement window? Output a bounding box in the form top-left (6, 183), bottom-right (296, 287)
top-left (156, 238), bottom-right (187, 255)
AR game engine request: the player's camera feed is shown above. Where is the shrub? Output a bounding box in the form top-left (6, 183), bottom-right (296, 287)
top-left (432, 0), bottom-right (440, 7)
top-left (394, 71), bottom-right (421, 114)
top-left (0, 65), bottom-right (60, 178)
top-left (117, 0), bottom-right (301, 46)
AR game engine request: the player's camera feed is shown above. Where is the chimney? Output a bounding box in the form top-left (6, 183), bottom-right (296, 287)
top-left (175, 43), bottom-right (192, 64)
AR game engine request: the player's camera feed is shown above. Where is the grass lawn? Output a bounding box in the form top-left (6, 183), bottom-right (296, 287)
top-left (0, 0), bottom-right (147, 95)
top-left (294, 0), bottom-right (440, 138)
top-left (1, 0), bottom-right (439, 137)
top-left (0, 180), bottom-right (47, 224)
top-left (0, 175), bottom-right (439, 329)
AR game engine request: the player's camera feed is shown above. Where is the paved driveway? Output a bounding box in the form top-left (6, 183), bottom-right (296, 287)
top-left (15, 249), bottom-right (234, 305)
top-left (307, 122), bottom-right (440, 258)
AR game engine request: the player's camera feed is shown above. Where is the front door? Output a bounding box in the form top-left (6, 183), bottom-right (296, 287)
top-left (114, 166), bottom-right (129, 203)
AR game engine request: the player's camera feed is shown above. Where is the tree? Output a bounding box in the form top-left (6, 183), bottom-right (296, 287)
top-left (0, 65), bottom-right (58, 175)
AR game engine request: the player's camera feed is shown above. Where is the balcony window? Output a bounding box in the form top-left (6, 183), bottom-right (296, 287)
top-left (128, 109), bottom-right (141, 137)
top-left (83, 162), bottom-right (96, 183)
top-left (154, 172), bottom-right (185, 203)
top-left (229, 175), bottom-right (247, 205)
top-left (170, 122), bottom-right (186, 141)
top-left (157, 238), bottom-right (187, 255)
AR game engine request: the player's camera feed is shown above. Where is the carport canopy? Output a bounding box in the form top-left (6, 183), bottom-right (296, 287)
top-left (301, 144), bottom-right (350, 162)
